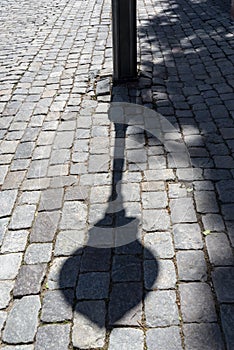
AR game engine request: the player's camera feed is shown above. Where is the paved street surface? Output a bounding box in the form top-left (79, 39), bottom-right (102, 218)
top-left (0, 0), bottom-right (234, 349)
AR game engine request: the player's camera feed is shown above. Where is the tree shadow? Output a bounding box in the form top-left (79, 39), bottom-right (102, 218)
top-left (136, 0), bottom-right (234, 348)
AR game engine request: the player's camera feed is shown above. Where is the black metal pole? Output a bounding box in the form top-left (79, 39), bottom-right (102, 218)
top-left (112, 0), bottom-right (137, 82)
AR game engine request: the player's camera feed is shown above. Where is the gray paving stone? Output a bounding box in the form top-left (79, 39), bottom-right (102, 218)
top-left (144, 232), bottom-right (174, 258)
top-left (11, 159), bottom-right (30, 171)
top-left (142, 191), bottom-right (168, 209)
top-left (177, 250), bottom-right (207, 281)
top-left (30, 211), bottom-right (60, 242)
top-left (0, 140), bottom-right (19, 154)
top-left (143, 210), bottom-right (171, 231)
top-left (2, 170), bottom-right (26, 190)
top-left (50, 148), bottom-right (70, 165)
top-left (179, 283), bottom-right (217, 322)
top-left (47, 163), bottom-right (69, 176)
top-left (0, 253), bottom-right (22, 279)
top-left (54, 230), bottom-right (85, 256)
top-left (214, 155), bottom-right (234, 168)
top-left (38, 188), bottom-right (63, 211)
top-left (90, 185), bottom-right (112, 204)
top-left (204, 169), bottom-right (232, 181)
top-left (202, 214), bottom-right (225, 231)
top-left (144, 259), bottom-right (176, 290)
top-left (88, 154), bottom-right (110, 172)
top-left (35, 324), bottom-right (70, 350)
top-left (173, 223), bottom-right (203, 249)
top-left (0, 218), bottom-right (9, 245)
top-left (27, 159), bottom-right (49, 178)
top-left (222, 204), bottom-right (234, 221)
top-left (3, 295), bottom-right (40, 344)
top-left (109, 282), bottom-right (142, 325)
top-left (146, 327), bottom-right (183, 350)
top-left (183, 323), bottom-right (225, 350)
top-left (37, 131), bottom-right (55, 145)
top-left (32, 145), bottom-right (51, 160)
top-left (144, 169), bottom-right (175, 181)
top-left (216, 180), bottom-right (234, 203)
top-left (226, 221), bottom-right (234, 247)
top-left (9, 205), bottom-right (36, 229)
top-left (0, 281), bottom-right (14, 309)
top-left (53, 131), bottom-right (74, 149)
top-left (21, 178), bottom-right (50, 191)
top-left (0, 190), bottom-right (17, 218)
top-left (48, 255), bottom-right (80, 289)
top-left (220, 304), bottom-right (234, 350)
top-left (176, 168), bottom-right (203, 181)
top-left (0, 310), bottom-right (7, 331)
top-left (168, 183), bottom-right (187, 198)
top-left (109, 328), bottom-right (144, 350)
top-left (170, 198), bottom-right (197, 223)
top-left (145, 290), bottom-right (179, 327)
top-left (1, 346), bottom-right (34, 350)
top-left (206, 232), bottom-right (234, 266)
top-left (76, 272), bottom-right (110, 300)
top-left (194, 191), bottom-right (219, 213)
top-left (112, 255), bottom-right (142, 282)
top-left (80, 247), bottom-right (112, 272)
top-left (14, 142), bottom-right (34, 159)
top-left (64, 185), bottom-right (89, 201)
top-left (0, 166), bottom-right (9, 185)
top-left (193, 181), bottom-right (214, 191)
top-left (60, 201), bottom-right (87, 230)
top-left (13, 264), bottom-right (47, 296)
top-left (142, 181), bottom-right (165, 192)
top-left (212, 267), bottom-right (234, 303)
top-left (41, 289), bottom-right (73, 322)
top-left (1, 230), bottom-right (28, 253)
top-left (24, 243), bottom-right (52, 264)
top-left (72, 301), bottom-right (106, 348)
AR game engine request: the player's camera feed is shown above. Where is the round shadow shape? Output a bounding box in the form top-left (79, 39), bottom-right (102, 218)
top-left (59, 216), bottom-right (158, 328)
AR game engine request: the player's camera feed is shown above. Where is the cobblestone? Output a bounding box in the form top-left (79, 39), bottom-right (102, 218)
top-left (170, 198), bottom-right (197, 223)
top-left (41, 290), bottom-right (73, 322)
top-left (0, 0), bottom-right (233, 348)
top-left (109, 328), bottom-right (144, 350)
top-left (9, 205), bottom-right (36, 229)
top-left (173, 223), bottom-right (203, 249)
top-left (30, 211), bottom-right (60, 243)
top-left (183, 323), bottom-right (225, 350)
top-left (1, 230), bottom-right (28, 253)
top-left (143, 210), bottom-right (171, 231)
top-left (72, 301), bottom-right (106, 348)
top-left (0, 253), bottom-right (22, 279)
top-left (145, 290), bottom-right (179, 327)
top-left (179, 283), bottom-right (217, 322)
top-left (206, 232), bottom-right (234, 266)
top-left (177, 250), bottom-right (207, 281)
top-left (0, 281), bottom-right (14, 309)
top-left (146, 327), bottom-right (183, 350)
top-left (144, 259), bottom-right (176, 290)
top-left (0, 190), bottom-right (18, 218)
top-left (24, 243), bottom-right (52, 264)
top-left (35, 324), bottom-right (70, 350)
top-left (212, 267), bottom-right (234, 303)
top-left (220, 304), bottom-right (234, 350)
top-left (3, 296), bottom-right (40, 344)
top-left (13, 264), bottom-right (47, 297)
top-left (144, 232), bottom-right (174, 259)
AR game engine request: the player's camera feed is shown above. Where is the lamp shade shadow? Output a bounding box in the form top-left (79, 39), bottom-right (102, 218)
top-left (59, 216), bottom-right (158, 328)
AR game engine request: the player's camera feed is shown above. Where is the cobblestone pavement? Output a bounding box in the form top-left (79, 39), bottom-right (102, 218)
top-left (0, 0), bottom-right (234, 349)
